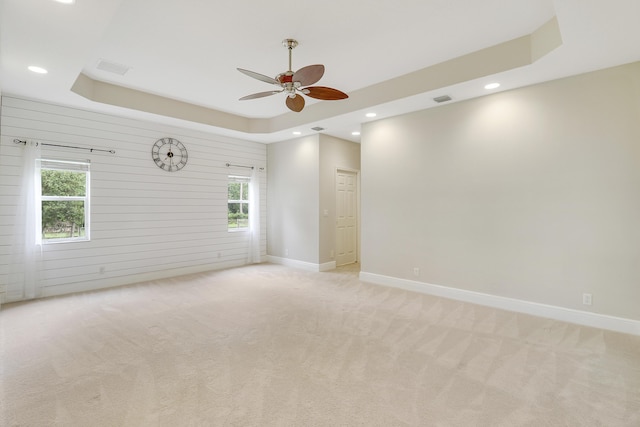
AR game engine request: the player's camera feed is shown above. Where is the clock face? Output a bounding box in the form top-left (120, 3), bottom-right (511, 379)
top-left (152, 137), bottom-right (188, 172)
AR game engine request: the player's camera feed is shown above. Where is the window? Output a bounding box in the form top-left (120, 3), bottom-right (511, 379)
top-left (228, 175), bottom-right (249, 230)
top-left (40, 159), bottom-right (90, 243)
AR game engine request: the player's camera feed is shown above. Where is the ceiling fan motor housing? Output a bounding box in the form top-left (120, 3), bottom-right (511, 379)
top-left (277, 71), bottom-right (300, 97)
top-left (277, 72), bottom-right (294, 84)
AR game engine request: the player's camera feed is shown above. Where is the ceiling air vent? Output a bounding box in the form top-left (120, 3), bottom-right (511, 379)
top-left (96, 59), bottom-right (131, 76)
top-left (433, 95), bottom-right (452, 103)
top-left (311, 126), bottom-right (325, 131)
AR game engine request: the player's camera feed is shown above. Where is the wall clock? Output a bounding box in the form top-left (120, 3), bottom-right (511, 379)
top-left (152, 137), bottom-right (188, 172)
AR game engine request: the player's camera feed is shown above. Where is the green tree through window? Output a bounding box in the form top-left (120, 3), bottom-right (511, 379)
top-left (228, 176), bottom-right (249, 230)
top-left (40, 160), bottom-right (90, 241)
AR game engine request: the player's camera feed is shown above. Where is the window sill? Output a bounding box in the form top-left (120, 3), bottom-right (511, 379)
top-left (43, 238), bottom-right (90, 245)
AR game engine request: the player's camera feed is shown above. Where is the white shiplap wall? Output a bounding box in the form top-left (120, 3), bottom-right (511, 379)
top-left (0, 96), bottom-right (267, 302)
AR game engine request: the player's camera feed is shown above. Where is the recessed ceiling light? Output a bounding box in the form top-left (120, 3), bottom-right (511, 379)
top-left (484, 82), bottom-right (500, 90)
top-left (292, 131), bottom-right (301, 135)
top-left (352, 131), bottom-right (361, 136)
top-left (365, 113), bottom-right (377, 118)
top-left (28, 66), bottom-right (48, 74)
top-left (54, 0), bottom-right (75, 4)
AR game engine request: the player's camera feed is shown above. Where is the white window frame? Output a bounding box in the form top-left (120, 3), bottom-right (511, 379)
top-left (39, 159), bottom-right (91, 244)
top-left (228, 175), bottom-right (250, 232)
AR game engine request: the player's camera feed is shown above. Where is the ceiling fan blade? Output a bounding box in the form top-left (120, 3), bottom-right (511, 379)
top-left (237, 68), bottom-right (280, 85)
top-left (304, 86), bottom-right (349, 100)
top-left (239, 90), bottom-right (283, 100)
top-left (285, 94), bottom-right (305, 112)
top-left (293, 64), bottom-right (324, 86)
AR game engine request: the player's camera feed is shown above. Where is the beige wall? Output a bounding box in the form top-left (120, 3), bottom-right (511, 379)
top-left (319, 134), bottom-right (361, 264)
top-left (361, 61), bottom-right (640, 321)
top-left (267, 136), bottom-right (320, 264)
top-left (267, 134), bottom-right (360, 267)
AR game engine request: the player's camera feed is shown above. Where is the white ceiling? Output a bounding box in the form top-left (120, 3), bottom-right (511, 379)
top-left (1, 0), bottom-right (639, 143)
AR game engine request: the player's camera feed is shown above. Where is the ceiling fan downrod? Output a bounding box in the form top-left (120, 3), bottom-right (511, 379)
top-left (278, 39), bottom-right (299, 98)
top-left (283, 39), bottom-right (298, 72)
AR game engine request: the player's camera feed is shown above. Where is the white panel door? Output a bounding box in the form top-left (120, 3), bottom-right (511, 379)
top-left (336, 170), bottom-right (357, 266)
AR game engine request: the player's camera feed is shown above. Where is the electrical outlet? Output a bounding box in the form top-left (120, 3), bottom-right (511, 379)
top-left (285, 249), bottom-right (289, 257)
top-left (99, 266), bottom-right (105, 275)
top-left (582, 293), bottom-right (592, 306)
top-left (413, 267), bottom-right (420, 277)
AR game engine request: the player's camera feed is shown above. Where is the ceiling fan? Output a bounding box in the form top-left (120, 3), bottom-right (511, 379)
top-left (237, 39), bottom-right (348, 113)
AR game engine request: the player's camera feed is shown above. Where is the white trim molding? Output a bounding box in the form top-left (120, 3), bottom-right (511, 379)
top-left (319, 261), bottom-right (337, 272)
top-left (16, 260), bottom-right (249, 302)
top-left (359, 271), bottom-right (640, 336)
top-left (267, 256), bottom-right (336, 273)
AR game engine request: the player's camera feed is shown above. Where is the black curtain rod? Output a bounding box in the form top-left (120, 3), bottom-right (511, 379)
top-left (13, 138), bottom-right (116, 154)
top-left (226, 162), bottom-right (264, 171)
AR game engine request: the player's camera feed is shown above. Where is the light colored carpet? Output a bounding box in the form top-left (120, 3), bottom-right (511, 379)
top-left (1, 263), bottom-right (639, 426)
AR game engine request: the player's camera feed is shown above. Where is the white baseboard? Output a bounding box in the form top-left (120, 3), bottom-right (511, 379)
top-left (319, 261), bottom-right (337, 272)
top-left (359, 271), bottom-right (640, 336)
top-left (5, 259), bottom-right (252, 303)
top-left (267, 256), bottom-right (336, 273)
